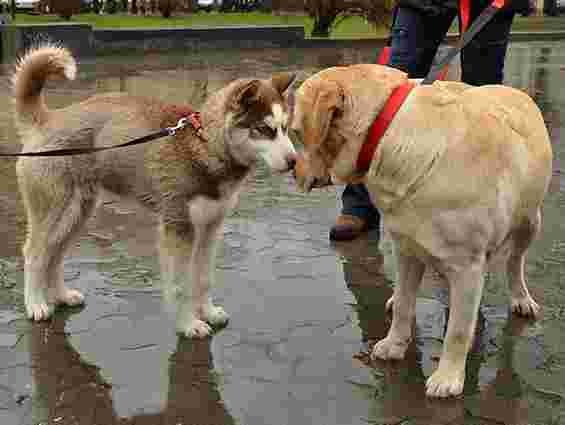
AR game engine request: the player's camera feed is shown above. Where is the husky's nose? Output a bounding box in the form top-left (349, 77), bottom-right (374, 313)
top-left (286, 154), bottom-right (297, 171)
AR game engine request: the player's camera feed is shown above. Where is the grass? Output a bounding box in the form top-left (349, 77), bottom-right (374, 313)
top-left (6, 12), bottom-right (400, 39)
top-left (14, 11), bottom-right (306, 29)
top-left (12, 11), bottom-right (390, 38)
top-left (9, 11), bottom-right (565, 39)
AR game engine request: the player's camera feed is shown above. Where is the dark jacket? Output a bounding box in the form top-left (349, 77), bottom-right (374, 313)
top-left (396, 0), bottom-right (532, 17)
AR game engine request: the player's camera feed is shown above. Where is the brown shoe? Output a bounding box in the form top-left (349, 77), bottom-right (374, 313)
top-left (329, 214), bottom-right (370, 241)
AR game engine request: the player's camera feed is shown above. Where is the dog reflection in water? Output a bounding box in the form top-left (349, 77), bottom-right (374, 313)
top-left (336, 239), bottom-right (532, 424)
top-left (28, 312), bottom-right (236, 425)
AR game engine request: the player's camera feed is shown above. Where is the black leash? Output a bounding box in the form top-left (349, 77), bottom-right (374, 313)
top-left (0, 113), bottom-right (203, 158)
top-left (422, 0), bottom-right (505, 85)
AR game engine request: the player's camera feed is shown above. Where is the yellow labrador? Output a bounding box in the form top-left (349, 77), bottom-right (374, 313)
top-left (291, 64), bottom-right (552, 397)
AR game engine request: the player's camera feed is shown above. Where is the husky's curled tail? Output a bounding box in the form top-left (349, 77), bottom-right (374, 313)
top-left (13, 45), bottom-right (77, 124)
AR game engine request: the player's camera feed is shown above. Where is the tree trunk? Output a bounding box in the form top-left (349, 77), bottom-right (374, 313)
top-left (51, 0), bottom-right (81, 19)
top-left (131, 0), bottom-right (138, 13)
top-left (311, 13), bottom-right (334, 37)
top-left (159, 0), bottom-right (174, 17)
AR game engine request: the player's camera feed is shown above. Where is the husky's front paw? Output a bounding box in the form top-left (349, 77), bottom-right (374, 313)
top-left (56, 287), bottom-right (85, 307)
top-left (25, 288), bottom-right (54, 321)
top-left (26, 302), bottom-right (55, 321)
top-left (511, 295), bottom-right (540, 318)
top-left (202, 304), bottom-right (230, 327)
top-left (181, 318), bottom-right (213, 338)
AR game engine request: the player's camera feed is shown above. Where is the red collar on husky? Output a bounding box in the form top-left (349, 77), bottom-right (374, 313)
top-left (355, 81), bottom-right (415, 173)
top-left (162, 104), bottom-right (204, 139)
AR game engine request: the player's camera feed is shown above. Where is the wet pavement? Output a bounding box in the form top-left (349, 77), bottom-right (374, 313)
top-left (0, 41), bottom-right (565, 425)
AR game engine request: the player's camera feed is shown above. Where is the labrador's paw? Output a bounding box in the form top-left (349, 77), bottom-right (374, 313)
top-left (385, 296), bottom-right (394, 312)
top-left (426, 367), bottom-right (465, 398)
top-left (370, 336), bottom-right (409, 361)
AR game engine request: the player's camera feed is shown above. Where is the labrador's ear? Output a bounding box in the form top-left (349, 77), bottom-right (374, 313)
top-left (307, 79), bottom-right (344, 146)
top-left (270, 72), bottom-right (296, 95)
top-left (229, 79), bottom-right (261, 111)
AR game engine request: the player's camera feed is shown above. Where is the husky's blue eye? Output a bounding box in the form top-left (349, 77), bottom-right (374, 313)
top-left (253, 124), bottom-right (276, 139)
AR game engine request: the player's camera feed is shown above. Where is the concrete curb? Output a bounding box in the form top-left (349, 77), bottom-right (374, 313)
top-left (1, 22), bottom-right (564, 63)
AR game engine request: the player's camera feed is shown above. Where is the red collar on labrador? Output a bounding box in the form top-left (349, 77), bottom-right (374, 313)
top-left (356, 81), bottom-right (416, 173)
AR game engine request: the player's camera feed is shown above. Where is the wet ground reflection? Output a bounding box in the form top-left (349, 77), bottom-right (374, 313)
top-left (0, 41), bottom-right (564, 425)
top-left (340, 238), bottom-right (560, 425)
top-left (27, 313), bottom-right (235, 425)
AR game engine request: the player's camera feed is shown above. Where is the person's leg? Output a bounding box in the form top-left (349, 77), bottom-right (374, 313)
top-left (388, 6), bottom-right (457, 78)
top-left (331, 6), bottom-right (456, 242)
top-left (461, 10), bottom-right (515, 85)
top-left (340, 184), bottom-right (378, 219)
top-left (330, 183), bottom-right (381, 242)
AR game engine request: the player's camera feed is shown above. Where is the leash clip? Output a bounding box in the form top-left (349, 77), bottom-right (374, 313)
top-left (167, 113), bottom-right (203, 138)
top-left (168, 117), bottom-right (189, 136)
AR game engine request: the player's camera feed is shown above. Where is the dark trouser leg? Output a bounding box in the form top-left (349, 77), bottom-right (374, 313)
top-left (388, 6), bottom-right (456, 78)
top-left (339, 7), bottom-right (455, 221)
top-left (341, 183), bottom-right (379, 222)
top-left (461, 11), bottom-right (515, 85)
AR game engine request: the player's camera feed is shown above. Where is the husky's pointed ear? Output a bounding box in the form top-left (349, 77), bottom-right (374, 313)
top-left (230, 79), bottom-right (261, 111)
top-left (271, 72), bottom-right (296, 95)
